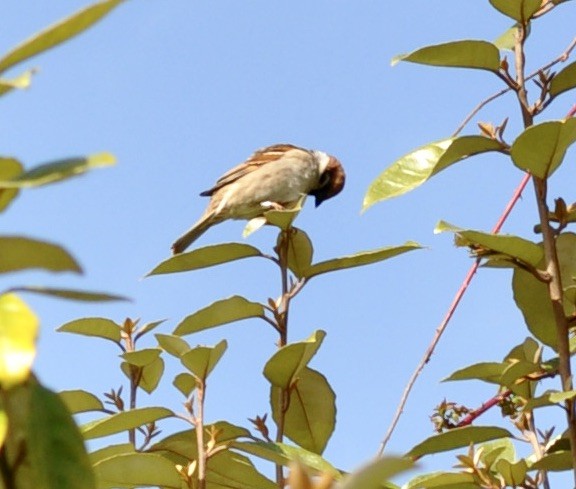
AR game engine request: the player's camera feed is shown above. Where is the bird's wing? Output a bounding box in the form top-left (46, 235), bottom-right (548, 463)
top-left (199, 144), bottom-right (303, 197)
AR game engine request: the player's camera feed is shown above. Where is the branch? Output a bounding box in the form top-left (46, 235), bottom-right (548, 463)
top-left (377, 173), bottom-right (531, 456)
top-left (452, 36), bottom-right (576, 137)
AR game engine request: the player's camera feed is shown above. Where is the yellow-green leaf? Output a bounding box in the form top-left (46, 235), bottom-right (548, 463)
top-left (513, 233), bottom-right (576, 349)
top-left (81, 407), bottom-right (173, 440)
top-left (304, 242), bottom-right (421, 279)
top-left (489, 0), bottom-right (541, 21)
top-left (0, 158), bottom-right (22, 212)
top-left (174, 296), bottom-right (265, 336)
top-left (125, 357), bottom-right (164, 394)
top-left (57, 317), bottom-right (121, 343)
top-left (94, 453), bottom-right (180, 489)
top-left (0, 69), bottom-right (35, 97)
top-left (155, 333), bottom-right (191, 358)
top-left (443, 362), bottom-right (506, 384)
top-left (206, 450), bottom-right (276, 489)
top-left (59, 390), bottom-right (104, 414)
top-left (12, 286), bottom-right (128, 302)
top-left (434, 220), bottom-right (543, 266)
top-left (510, 119), bottom-right (576, 178)
top-left (271, 367), bottom-right (335, 454)
top-left (392, 40), bottom-right (501, 72)
top-left (0, 293), bottom-right (38, 387)
top-left (121, 348), bottom-right (162, 367)
top-left (405, 471), bottom-right (477, 489)
top-left (180, 340), bottom-right (227, 382)
top-left (363, 136), bottom-right (504, 209)
top-left (550, 61), bottom-right (576, 98)
top-left (340, 457), bottom-right (415, 489)
top-left (231, 440), bottom-right (341, 478)
top-left (0, 0), bottom-right (125, 75)
top-left (0, 236), bottom-right (82, 274)
top-left (264, 331), bottom-right (325, 388)
top-left (532, 451), bottom-right (572, 471)
top-left (173, 372), bottom-right (196, 397)
top-left (0, 153), bottom-right (115, 188)
top-left (281, 227), bottom-right (314, 278)
top-left (407, 426), bottom-right (513, 458)
top-left (147, 243), bottom-right (263, 276)
top-left (29, 383), bottom-right (97, 489)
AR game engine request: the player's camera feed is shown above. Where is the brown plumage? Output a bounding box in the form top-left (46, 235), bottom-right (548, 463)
top-left (171, 144), bottom-right (345, 254)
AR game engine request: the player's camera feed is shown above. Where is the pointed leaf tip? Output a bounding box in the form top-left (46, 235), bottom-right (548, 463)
top-left (392, 40), bottom-right (501, 72)
top-left (363, 136), bottom-right (503, 210)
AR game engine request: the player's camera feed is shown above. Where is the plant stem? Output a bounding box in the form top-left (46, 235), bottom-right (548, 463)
top-left (533, 176), bottom-right (576, 482)
top-left (514, 21), bottom-right (576, 483)
top-left (195, 383), bottom-right (207, 489)
top-left (273, 229), bottom-right (291, 487)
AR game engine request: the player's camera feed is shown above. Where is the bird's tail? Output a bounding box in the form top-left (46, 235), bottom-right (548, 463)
top-left (171, 215), bottom-right (215, 254)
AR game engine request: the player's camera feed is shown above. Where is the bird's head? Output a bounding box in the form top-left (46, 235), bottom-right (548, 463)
top-left (310, 153), bottom-right (346, 207)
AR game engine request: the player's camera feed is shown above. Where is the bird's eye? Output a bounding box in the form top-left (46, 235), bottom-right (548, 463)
top-left (318, 171), bottom-right (331, 188)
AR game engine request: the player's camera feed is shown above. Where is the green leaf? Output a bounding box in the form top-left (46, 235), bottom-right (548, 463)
top-left (59, 390), bottom-right (104, 414)
top-left (434, 220), bottom-right (543, 266)
top-left (57, 317), bottom-right (121, 343)
top-left (0, 410), bottom-right (8, 448)
top-left (363, 136), bottom-right (503, 208)
top-left (496, 458), bottom-right (528, 486)
top-left (264, 330), bottom-right (325, 388)
top-left (156, 333), bottom-right (191, 358)
top-left (10, 286), bottom-right (129, 302)
top-left (513, 233), bottom-right (576, 349)
top-left (231, 440), bottom-right (342, 477)
top-left (0, 158), bottom-right (22, 212)
top-left (180, 340), bottom-right (227, 381)
top-left (524, 389), bottom-right (564, 410)
top-left (407, 426), bottom-right (513, 458)
top-left (500, 361), bottom-right (539, 398)
top-left (392, 40), bottom-right (501, 72)
top-left (29, 382), bottom-right (97, 489)
top-left (405, 471), bottom-right (477, 489)
top-left (173, 372), bottom-right (196, 397)
top-left (304, 242), bottom-right (421, 279)
top-left (0, 293), bottom-right (38, 387)
top-left (129, 357), bottom-right (165, 394)
top-left (339, 457), bottom-right (415, 489)
top-left (510, 119), bottom-right (576, 178)
top-left (532, 451), bottom-right (572, 471)
top-left (121, 348), bottom-right (162, 367)
top-left (443, 362), bottom-right (506, 384)
top-left (147, 243), bottom-right (263, 276)
top-left (135, 320), bottom-right (165, 339)
top-left (494, 24), bottom-right (524, 51)
top-left (89, 443), bottom-right (134, 465)
top-left (0, 236), bottom-right (82, 274)
top-left (0, 69), bottom-right (35, 97)
top-left (480, 438), bottom-right (516, 469)
top-left (0, 153), bottom-right (115, 188)
top-left (489, 0), bottom-right (541, 21)
top-left (149, 422), bottom-right (251, 463)
top-left (206, 450), bottom-right (276, 489)
top-left (281, 228), bottom-right (314, 278)
top-left (271, 367), bottom-right (335, 454)
top-left (550, 61), bottom-right (576, 98)
top-left (0, 0), bottom-right (125, 75)
top-left (93, 453), bottom-right (180, 489)
top-left (81, 407), bottom-right (173, 440)
top-left (174, 296), bottom-right (265, 336)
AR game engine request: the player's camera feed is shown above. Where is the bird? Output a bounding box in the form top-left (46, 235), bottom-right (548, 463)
top-left (171, 143), bottom-right (345, 254)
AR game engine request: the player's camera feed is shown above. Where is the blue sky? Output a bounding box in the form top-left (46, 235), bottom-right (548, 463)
top-left (2, 0), bottom-right (576, 484)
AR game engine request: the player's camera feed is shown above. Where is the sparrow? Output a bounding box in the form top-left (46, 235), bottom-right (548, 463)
top-left (171, 144), bottom-right (345, 254)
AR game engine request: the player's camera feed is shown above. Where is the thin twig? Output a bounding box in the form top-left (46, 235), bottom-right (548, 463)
top-left (452, 36), bottom-right (576, 137)
top-left (377, 173), bottom-right (530, 456)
